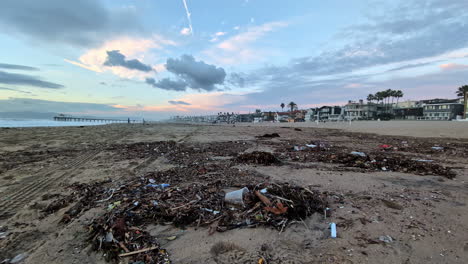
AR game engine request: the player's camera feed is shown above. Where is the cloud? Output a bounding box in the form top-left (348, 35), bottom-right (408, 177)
top-left (209, 31), bottom-right (227, 42)
top-left (182, 0), bottom-right (193, 35)
top-left (180, 27), bottom-right (191, 36)
top-left (103, 50), bottom-right (153, 72)
top-left (283, 0), bottom-right (468, 76)
top-left (0, 70), bottom-right (64, 89)
top-left (0, 0), bottom-right (142, 47)
top-left (168, 100), bottom-right (191, 105)
top-left (65, 36), bottom-right (176, 79)
top-left (166, 55), bottom-right (226, 90)
top-left (0, 87), bottom-right (32, 94)
top-left (439, 63), bottom-right (468, 70)
top-left (0, 98), bottom-right (120, 114)
top-left (146, 55), bottom-right (227, 91)
top-left (0, 63), bottom-right (39, 71)
top-left (204, 21), bottom-right (288, 64)
top-left (223, 0), bottom-right (468, 110)
top-left (386, 62), bottom-right (437, 72)
top-left (146, 77), bottom-right (187, 91)
top-left (227, 73), bottom-right (245, 87)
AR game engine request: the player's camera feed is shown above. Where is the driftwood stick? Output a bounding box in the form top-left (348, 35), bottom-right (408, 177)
top-left (118, 246), bottom-right (158, 257)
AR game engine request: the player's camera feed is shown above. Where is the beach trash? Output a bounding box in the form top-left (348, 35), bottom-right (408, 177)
top-left (379, 235), bottom-right (393, 243)
top-left (10, 253), bottom-right (28, 263)
top-left (294, 146), bottom-right (306, 151)
top-left (330, 222), bottom-right (337, 238)
top-left (306, 144), bottom-right (317, 148)
top-left (146, 183), bottom-right (170, 189)
top-left (350, 151), bottom-right (366, 157)
top-left (432, 146), bottom-right (444, 150)
top-left (225, 187), bottom-right (249, 206)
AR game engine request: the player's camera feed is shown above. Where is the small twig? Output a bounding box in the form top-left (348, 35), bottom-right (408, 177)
top-left (118, 241), bottom-right (130, 253)
top-left (269, 195), bottom-right (293, 204)
top-left (96, 189), bottom-right (115, 203)
top-left (118, 246), bottom-right (158, 257)
top-left (300, 218), bottom-right (310, 230)
top-left (170, 200), bottom-right (198, 211)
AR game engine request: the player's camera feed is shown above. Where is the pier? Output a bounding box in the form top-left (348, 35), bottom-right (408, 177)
top-left (54, 115), bottom-right (139, 123)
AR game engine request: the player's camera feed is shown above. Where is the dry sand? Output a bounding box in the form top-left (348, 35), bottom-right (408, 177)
top-left (0, 121), bottom-right (467, 264)
top-left (239, 120), bottom-right (468, 139)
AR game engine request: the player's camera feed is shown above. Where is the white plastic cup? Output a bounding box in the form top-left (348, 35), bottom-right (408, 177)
top-left (225, 187), bottom-right (249, 206)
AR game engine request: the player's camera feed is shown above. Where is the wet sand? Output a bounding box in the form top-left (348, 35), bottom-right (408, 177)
top-left (0, 122), bottom-right (467, 264)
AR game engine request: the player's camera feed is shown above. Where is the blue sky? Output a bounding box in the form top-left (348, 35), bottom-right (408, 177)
top-left (1, 0), bottom-right (467, 119)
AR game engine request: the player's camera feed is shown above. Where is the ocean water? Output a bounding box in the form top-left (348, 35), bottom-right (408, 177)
top-left (0, 118), bottom-right (111, 128)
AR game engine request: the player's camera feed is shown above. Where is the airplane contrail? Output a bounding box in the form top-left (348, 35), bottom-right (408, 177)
top-left (182, 0), bottom-right (193, 35)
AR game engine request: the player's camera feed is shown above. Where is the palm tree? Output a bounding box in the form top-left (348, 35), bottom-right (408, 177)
top-left (456, 85), bottom-right (468, 98)
top-left (367, 94), bottom-right (375, 103)
top-left (287, 102), bottom-right (297, 112)
top-left (395, 90), bottom-right (403, 106)
top-left (280, 103), bottom-right (285, 112)
top-left (457, 85), bottom-right (468, 119)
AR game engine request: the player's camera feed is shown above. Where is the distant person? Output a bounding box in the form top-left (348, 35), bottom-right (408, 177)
top-left (128, 118), bottom-right (130, 124)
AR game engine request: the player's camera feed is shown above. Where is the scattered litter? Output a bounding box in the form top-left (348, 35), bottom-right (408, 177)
top-left (202, 208), bottom-right (220, 214)
top-left (379, 235), bottom-right (393, 243)
top-left (379, 144), bottom-right (392, 150)
top-left (294, 128), bottom-right (302, 131)
top-left (381, 199), bottom-right (403, 210)
top-left (330, 223), bottom-right (337, 238)
top-left (0, 231), bottom-right (8, 239)
top-left (259, 188), bottom-right (268, 193)
top-left (10, 253), bottom-right (27, 264)
top-left (306, 144), bottom-right (317, 148)
top-left (432, 146), bottom-right (444, 150)
top-left (415, 159), bottom-right (433, 163)
top-left (107, 201), bottom-right (121, 211)
top-left (350, 151), bottom-right (366, 157)
top-left (294, 146), bottom-right (306, 151)
top-left (146, 183), bottom-right (170, 189)
top-left (382, 167), bottom-right (387, 171)
top-left (149, 179), bottom-right (156, 184)
top-left (165, 236), bottom-right (177, 241)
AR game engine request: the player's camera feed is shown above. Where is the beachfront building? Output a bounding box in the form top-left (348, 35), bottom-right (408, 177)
top-left (344, 100), bottom-right (379, 120)
top-left (393, 100), bottom-right (424, 120)
top-left (274, 112), bottom-right (292, 122)
top-left (262, 111), bottom-right (275, 122)
top-left (421, 99), bottom-right (464, 120)
top-left (318, 106), bottom-right (343, 121)
top-left (305, 108), bottom-right (318, 121)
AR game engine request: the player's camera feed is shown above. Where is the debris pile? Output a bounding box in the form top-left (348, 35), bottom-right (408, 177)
top-left (236, 151), bottom-right (280, 165)
top-left (257, 133), bottom-right (280, 138)
top-left (55, 176), bottom-right (328, 263)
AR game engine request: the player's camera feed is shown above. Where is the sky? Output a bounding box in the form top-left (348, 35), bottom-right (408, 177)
top-left (1, 0), bottom-right (468, 120)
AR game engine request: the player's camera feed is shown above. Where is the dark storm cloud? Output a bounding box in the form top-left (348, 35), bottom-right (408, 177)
top-left (0, 0), bottom-right (141, 47)
top-left (0, 63), bottom-right (39, 71)
top-left (165, 55), bottom-right (226, 91)
top-left (145, 55), bottom-right (228, 92)
top-left (168, 100), bottom-right (191, 105)
top-left (145, 78), bottom-right (187, 91)
top-left (104, 50), bottom-right (152, 72)
top-left (0, 98), bottom-right (120, 114)
top-left (227, 73), bottom-right (245, 87)
top-left (0, 70), bottom-right (64, 89)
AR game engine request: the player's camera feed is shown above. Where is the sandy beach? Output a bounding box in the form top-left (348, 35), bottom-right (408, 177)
top-left (0, 121), bottom-right (467, 264)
